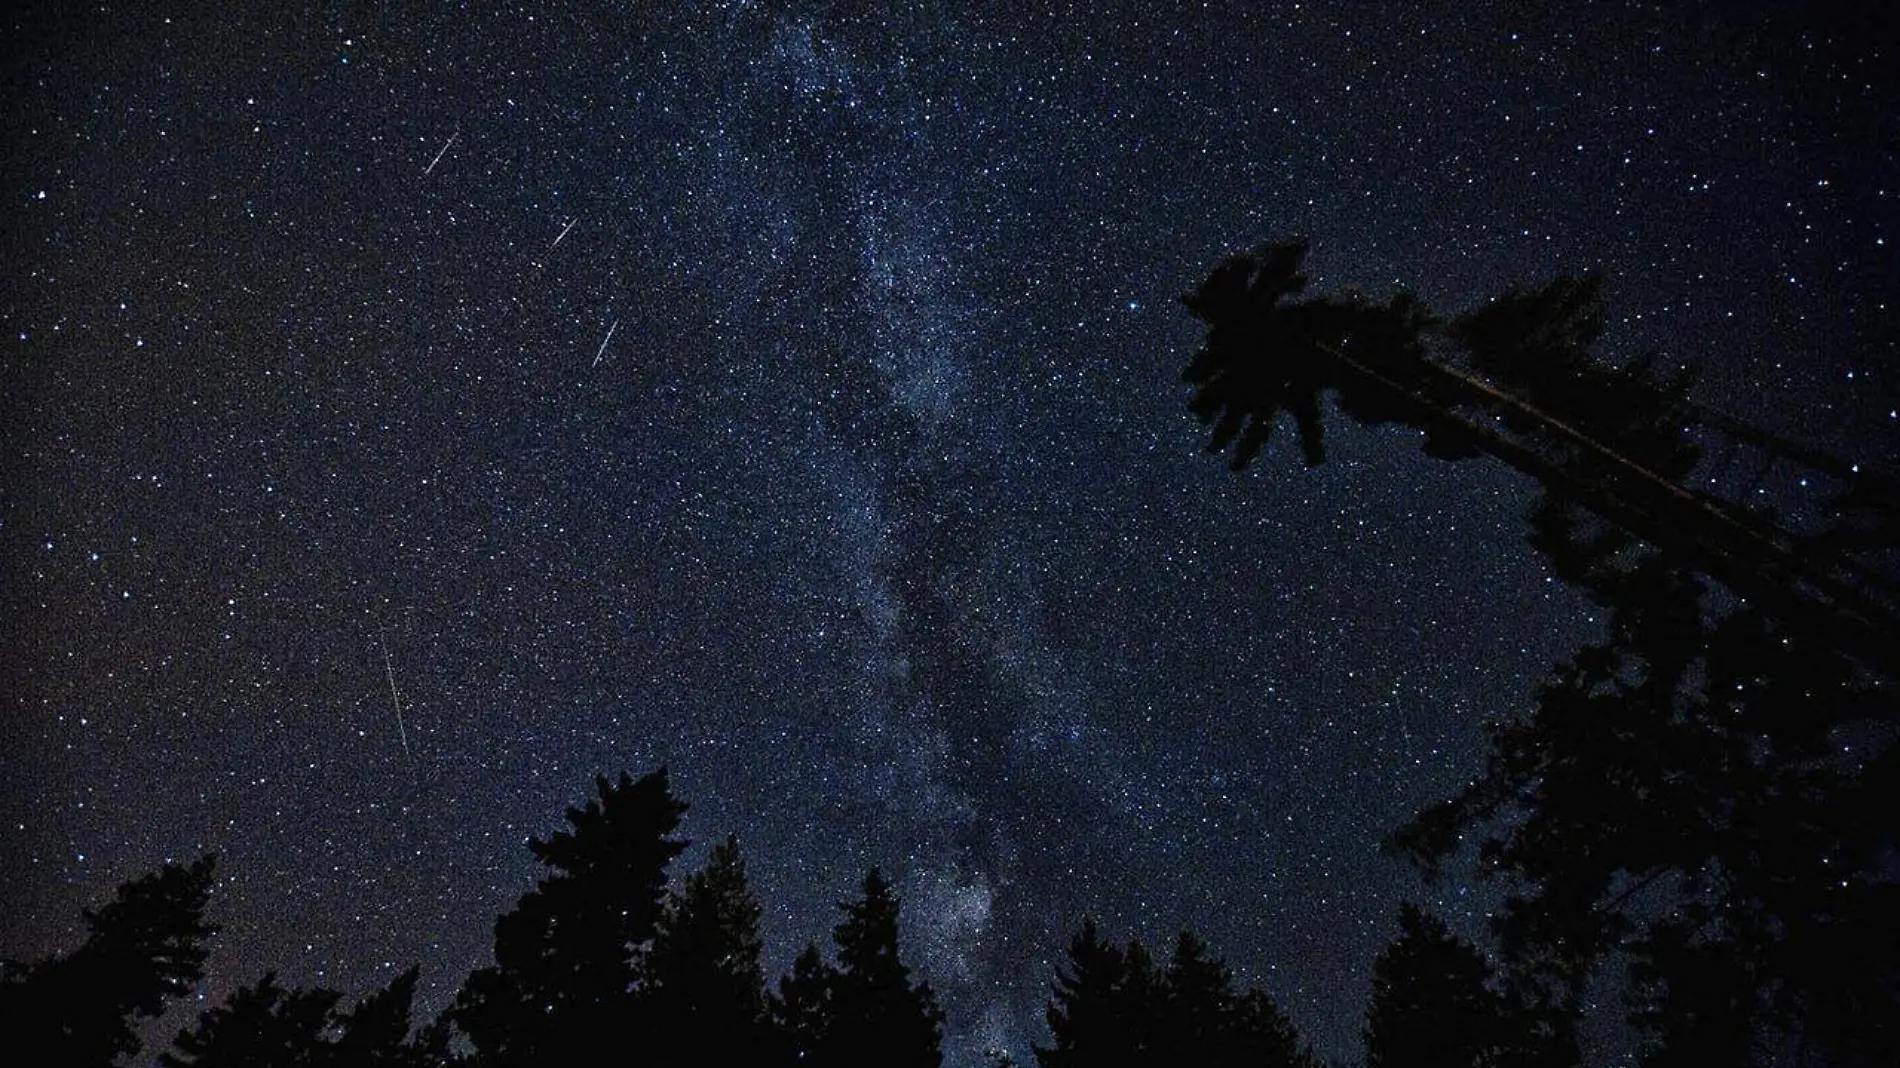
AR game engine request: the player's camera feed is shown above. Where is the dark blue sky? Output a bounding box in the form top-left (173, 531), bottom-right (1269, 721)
top-left (4, 3), bottom-right (1894, 1064)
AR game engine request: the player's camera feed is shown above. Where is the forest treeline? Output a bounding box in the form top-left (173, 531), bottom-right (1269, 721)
top-left (7, 240), bottom-right (1896, 1067)
top-left (4, 767), bottom-right (1499, 1068)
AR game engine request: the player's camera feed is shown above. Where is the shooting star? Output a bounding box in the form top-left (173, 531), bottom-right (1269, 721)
top-left (549, 216), bottom-right (579, 251)
top-left (422, 128), bottom-right (459, 176)
top-left (378, 634), bottom-right (418, 784)
top-left (592, 318), bottom-right (619, 367)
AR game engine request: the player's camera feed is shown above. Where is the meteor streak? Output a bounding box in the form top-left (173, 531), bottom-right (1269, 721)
top-left (378, 634), bottom-right (417, 783)
top-left (592, 319), bottom-right (619, 367)
top-left (423, 129), bottom-right (459, 175)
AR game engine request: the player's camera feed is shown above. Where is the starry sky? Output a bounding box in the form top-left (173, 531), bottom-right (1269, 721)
top-left (3, 3), bottom-right (1896, 1065)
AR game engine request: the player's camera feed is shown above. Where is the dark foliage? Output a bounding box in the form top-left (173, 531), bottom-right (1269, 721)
top-left (1182, 241), bottom-right (1896, 675)
top-left (1181, 238), bottom-right (1900, 1065)
top-left (1364, 904), bottom-right (1571, 1068)
top-left (1180, 239), bottom-right (1440, 470)
top-left (644, 834), bottom-right (778, 1065)
top-left (770, 868), bottom-right (944, 1068)
top-left (450, 768), bottom-right (688, 1067)
top-left (160, 968), bottom-right (439, 1068)
top-left (1037, 920), bottom-right (1155, 1068)
top-left (772, 942), bottom-right (838, 1062)
top-left (1380, 472), bottom-right (1899, 1066)
top-left (161, 973), bottom-right (339, 1068)
top-left (10, 774), bottom-right (1375, 1068)
top-left (1036, 921), bottom-right (1314, 1068)
top-left (332, 966), bottom-right (449, 1068)
top-left (0, 854), bottom-right (218, 1067)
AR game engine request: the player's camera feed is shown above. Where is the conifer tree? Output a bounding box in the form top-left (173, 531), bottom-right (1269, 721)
top-left (771, 942), bottom-right (837, 1063)
top-left (1229, 990), bottom-right (1312, 1068)
top-left (1363, 904), bottom-right (1540, 1068)
top-left (1180, 240), bottom-right (1898, 674)
top-left (770, 869), bottom-right (943, 1068)
top-left (160, 973), bottom-right (339, 1068)
top-left (645, 834), bottom-right (776, 1065)
top-left (333, 966), bottom-right (441, 1068)
top-left (1157, 932), bottom-right (1233, 1063)
top-left (1177, 239), bottom-right (1900, 1064)
top-left (0, 854), bottom-right (218, 1067)
top-left (160, 967), bottom-right (436, 1068)
top-left (1157, 933), bottom-right (1311, 1068)
top-left (450, 769), bottom-right (688, 1067)
top-left (1036, 920), bottom-right (1150, 1068)
top-left (1036, 923), bottom-right (1312, 1068)
top-left (826, 869), bottom-right (944, 1068)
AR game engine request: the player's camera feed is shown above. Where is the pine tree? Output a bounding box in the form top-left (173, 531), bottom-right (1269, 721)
top-left (1229, 990), bottom-right (1312, 1068)
top-left (1364, 905), bottom-right (1509, 1068)
top-left (1178, 239), bottom-right (1900, 1063)
top-left (0, 854), bottom-right (218, 1067)
top-left (333, 966), bottom-right (439, 1068)
top-left (774, 869), bottom-right (943, 1068)
top-left (450, 769), bottom-right (688, 1067)
top-left (1036, 923), bottom-right (1312, 1068)
top-left (160, 967), bottom-right (436, 1068)
top-left (1157, 932), bottom-right (1232, 1063)
top-left (1036, 920), bottom-right (1149, 1068)
top-left (1180, 240), bottom-right (1898, 675)
top-left (771, 942), bottom-right (837, 1063)
top-left (160, 973), bottom-right (339, 1068)
top-left (644, 835), bottom-right (776, 1065)
top-left (1157, 933), bottom-right (1312, 1068)
top-left (827, 869), bottom-right (944, 1068)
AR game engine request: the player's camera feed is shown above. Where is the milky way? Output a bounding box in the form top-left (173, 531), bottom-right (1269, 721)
top-left (4, 4), bottom-right (1895, 1064)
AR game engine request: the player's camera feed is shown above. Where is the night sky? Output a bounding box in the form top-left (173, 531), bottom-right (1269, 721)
top-left (4, 3), bottom-right (1896, 1065)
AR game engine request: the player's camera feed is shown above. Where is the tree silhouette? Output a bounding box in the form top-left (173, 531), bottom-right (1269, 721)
top-left (644, 834), bottom-right (777, 1065)
top-left (827, 869), bottom-right (945, 1068)
top-left (1037, 920), bottom-right (1155, 1068)
top-left (1182, 241), bottom-right (1900, 677)
top-left (770, 868), bottom-right (943, 1068)
top-left (332, 966), bottom-right (446, 1068)
top-left (1035, 922), bottom-right (1313, 1068)
top-left (1157, 931), bottom-right (1311, 1068)
top-left (1363, 904), bottom-right (1568, 1068)
top-left (1178, 239), bottom-right (1900, 1064)
top-left (160, 973), bottom-right (338, 1068)
top-left (0, 854), bottom-right (218, 1067)
top-left (450, 768), bottom-right (688, 1067)
top-left (771, 942), bottom-right (837, 1063)
top-left (1381, 522), bottom-right (1899, 1065)
top-left (1180, 239), bottom-right (1440, 470)
top-left (160, 967), bottom-right (438, 1068)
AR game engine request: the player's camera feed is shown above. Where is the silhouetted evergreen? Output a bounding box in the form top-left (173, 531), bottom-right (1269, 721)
top-left (1384, 548), bottom-right (1898, 1065)
top-left (160, 967), bottom-right (438, 1068)
top-left (772, 942), bottom-right (837, 1062)
top-left (828, 868), bottom-right (945, 1068)
top-left (644, 834), bottom-right (777, 1065)
top-left (1180, 239), bottom-right (1441, 471)
top-left (1179, 240), bottom-right (1900, 1064)
top-left (1363, 904), bottom-right (1569, 1068)
top-left (160, 973), bottom-right (338, 1068)
top-left (1038, 920), bottom-right (1155, 1068)
top-left (0, 854), bottom-right (218, 1067)
top-left (1036, 922), bottom-right (1313, 1068)
top-left (450, 768), bottom-right (688, 1067)
top-left (1181, 240), bottom-right (1899, 676)
top-left (1160, 932), bottom-right (1312, 1068)
top-left (769, 868), bottom-right (943, 1067)
top-left (333, 966), bottom-right (448, 1068)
